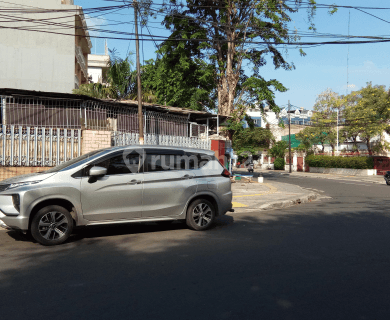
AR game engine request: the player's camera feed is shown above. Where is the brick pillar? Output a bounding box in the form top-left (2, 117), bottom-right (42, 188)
top-left (210, 140), bottom-right (226, 166)
top-left (81, 130), bottom-right (112, 155)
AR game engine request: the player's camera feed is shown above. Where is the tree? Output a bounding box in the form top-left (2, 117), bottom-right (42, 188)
top-left (232, 126), bottom-right (274, 156)
top-left (269, 140), bottom-right (288, 158)
top-left (296, 126), bottom-right (327, 153)
top-left (160, 0), bottom-right (324, 117)
top-left (73, 50), bottom-right (137, 100)
top-left (141, 38), bottom-right (216, 111)
top-left (105, 51), bottom-right (137, 100)
top-left (295, 127), bottom-right (314, 154)
top-left (310, 89), bottom-right (343, 154)
top-left (343, 83), bottom-right (390, 154)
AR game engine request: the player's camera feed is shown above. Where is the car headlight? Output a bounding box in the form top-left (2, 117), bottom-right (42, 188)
top-left (6, 181), bottom-right (42, 190)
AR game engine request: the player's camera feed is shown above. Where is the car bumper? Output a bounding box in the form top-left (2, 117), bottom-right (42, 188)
top-left (219, 191), bottom-right (233, 215)
top-left (0, 211), bottom-right (28, 231)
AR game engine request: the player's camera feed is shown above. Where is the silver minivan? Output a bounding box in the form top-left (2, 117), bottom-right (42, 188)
top-left (0, 146), bottom-right (233, 245)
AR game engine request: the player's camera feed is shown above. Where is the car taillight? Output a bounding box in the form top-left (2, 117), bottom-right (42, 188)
top-left (221, 168), bottom-right (230, 178)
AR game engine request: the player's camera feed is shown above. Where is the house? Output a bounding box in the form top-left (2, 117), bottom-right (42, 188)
top-left (244, 105), bottom-right (312, 141)
top-left (0, 88), bottom-right (230, 179)
top-left (88, 41), bottom-right (110, 84)
top-left (0, 0), bottom-right (91, 93)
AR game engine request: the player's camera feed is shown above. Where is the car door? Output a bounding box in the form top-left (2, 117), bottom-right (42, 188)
top-left (80, 150), bottom-right (144, 221)
top-left (141, 149), bottom-right (198, 218)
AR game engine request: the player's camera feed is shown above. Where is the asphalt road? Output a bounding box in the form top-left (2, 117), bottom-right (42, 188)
top-left (1, 174), bottom-right (390, 320)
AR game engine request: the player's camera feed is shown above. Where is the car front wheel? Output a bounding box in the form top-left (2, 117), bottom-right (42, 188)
top-left (30, 205), bottom-right (73, 246)
top-left (186, 199), bottom-right (215, 231)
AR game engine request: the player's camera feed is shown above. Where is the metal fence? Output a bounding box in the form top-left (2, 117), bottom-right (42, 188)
top-left (0, 95), bottom-right (204, 137)
top-left (113, 132), bottom-right (211, 150)
top-left (190, 123), bottom-right (208, 138)
top-left (0, 125), bottom-right (81, 166)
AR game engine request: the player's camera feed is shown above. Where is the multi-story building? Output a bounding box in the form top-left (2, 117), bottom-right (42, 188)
top-left (0, 0), bottom-right (91, 93)
top-left (244, 105), bottom-right (313, 141)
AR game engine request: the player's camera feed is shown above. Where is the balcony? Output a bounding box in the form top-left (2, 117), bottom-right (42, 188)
top-left (75, 45), bottom-right (88, 80)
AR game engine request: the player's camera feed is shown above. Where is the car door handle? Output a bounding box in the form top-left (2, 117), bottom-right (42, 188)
top-left (128, 179), bottom-right (142, 185)
top-left (182, 174), bottom-right (193, 179)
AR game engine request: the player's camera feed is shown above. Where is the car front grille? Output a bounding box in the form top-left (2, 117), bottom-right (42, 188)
top-left (0, 184), bottom-right (10, 192)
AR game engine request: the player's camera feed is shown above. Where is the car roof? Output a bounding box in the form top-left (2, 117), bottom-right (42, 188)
top-left (103, 145), bottom-right (216, 155)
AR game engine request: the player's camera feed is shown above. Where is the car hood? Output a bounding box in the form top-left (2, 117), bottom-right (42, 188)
top-left (0, 171), bottom-right (57, 185)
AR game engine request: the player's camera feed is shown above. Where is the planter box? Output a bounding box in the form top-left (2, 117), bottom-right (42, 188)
top-left (309, 167), bottom-right (377, 176)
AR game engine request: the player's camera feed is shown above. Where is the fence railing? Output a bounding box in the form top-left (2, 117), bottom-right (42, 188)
top-left (1, 95), bottom-right (202, 136)
top-left (0, 126), bottom-right (81, 166)
top-left (113, 132), bottom-right (211, 150)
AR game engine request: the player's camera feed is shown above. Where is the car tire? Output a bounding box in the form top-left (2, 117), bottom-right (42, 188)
top-left (186, 199), bottom-right (215, 231)
top-left (386, 180), bottom-right (390, 185)
top-left (30, 205), bottom-right (73, 246)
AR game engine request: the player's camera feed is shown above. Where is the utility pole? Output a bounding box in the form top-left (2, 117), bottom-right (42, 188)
top-left (336, 109), bottom-right (339, 155)
top-left (288, 100), bottom-right (292, 173)
top-left (134, 0), bottom-right (144, 144)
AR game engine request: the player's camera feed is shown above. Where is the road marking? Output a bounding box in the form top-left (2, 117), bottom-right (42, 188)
top-left (233, 183), bottom-right (278, 198)
top-left (233, 193), bottom-right (267, 198)
top-left (232, 202), bottom-right (248, 208)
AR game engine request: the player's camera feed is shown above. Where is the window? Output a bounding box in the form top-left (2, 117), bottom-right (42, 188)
top-left (84, 152), bottom-right (140, 176)
top-left (144, 152), bottom-right (212, 172)
top-left (145, 154), bottom-right (176, 172)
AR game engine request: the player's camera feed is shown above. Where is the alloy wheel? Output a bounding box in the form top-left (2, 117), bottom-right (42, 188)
top-left (38, 211), bottom-right (69, 241)
top-left (192, 203), bottom-right (212, 227)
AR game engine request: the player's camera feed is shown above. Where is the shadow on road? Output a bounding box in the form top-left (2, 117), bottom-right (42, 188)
top-left (1, 199), bottom-right (390, 320)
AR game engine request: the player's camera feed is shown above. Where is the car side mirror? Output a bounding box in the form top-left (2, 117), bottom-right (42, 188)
top-left (89, 166), bottom-right (107, 177)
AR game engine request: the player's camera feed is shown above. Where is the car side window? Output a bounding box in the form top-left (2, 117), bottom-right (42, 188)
top-left (145, 154), bottom-right (176, 172)
top-left (143, 152), bottom-right (212, 172)
top-left (84, 153), bottom-right (140, 176)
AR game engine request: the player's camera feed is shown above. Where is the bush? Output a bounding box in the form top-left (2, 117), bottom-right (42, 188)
top-left (305, 155), bottom-right (374, 169)
top-left (274, 157), bottom-right (285, 170)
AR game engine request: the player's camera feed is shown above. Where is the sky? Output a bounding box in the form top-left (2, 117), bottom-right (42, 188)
top-left (78, 0), bottom-right (390, 111)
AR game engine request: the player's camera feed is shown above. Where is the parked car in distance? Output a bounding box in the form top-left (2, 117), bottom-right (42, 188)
top-left (0, 146), bottom-right (233, 245)
top-left (384, 171), bottom-right (390, 185)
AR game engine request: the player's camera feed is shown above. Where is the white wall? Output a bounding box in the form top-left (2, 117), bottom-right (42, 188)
top-left (0, 0), bottom-right (78, 93)
top-left (88, 67), bottom-right (103, 84)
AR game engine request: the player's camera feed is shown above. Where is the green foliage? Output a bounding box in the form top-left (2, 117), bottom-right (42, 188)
top-left (160, 0), bottom-right (318, 116)
top-left (73, 83), bottom-right (110, 99)
top-left (295, 89), bottom-right (343, 154)
top-left (232, 127), bottom-right (274, 156)
top-left (306, 155), bottom-right (374, 169)
top-left (106, 51), bottom-right (137, 100)
top-left (274, 157), bottom-right (285, 170)
top-left (269, 141), bottom-right (288, 158)
top-left (343, 82), bottom-right (390, 153)
top-left (142, 54), bottom-right (216, 111)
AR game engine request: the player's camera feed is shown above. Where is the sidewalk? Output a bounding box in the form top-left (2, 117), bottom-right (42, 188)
top-left (233, 168), bottom-right (385, 184)
top-left (231, 180), bottom-right (318, 213)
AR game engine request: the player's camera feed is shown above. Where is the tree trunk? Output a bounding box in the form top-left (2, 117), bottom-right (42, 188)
top-left (366, 138), bottom-right (372, 155)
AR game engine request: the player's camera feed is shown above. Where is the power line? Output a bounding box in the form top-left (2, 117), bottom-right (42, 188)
top-left (101, 0), bottom-right (390, 11)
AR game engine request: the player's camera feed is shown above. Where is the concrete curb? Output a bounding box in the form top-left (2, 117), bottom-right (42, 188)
top-left (258, 192), bottom-right (319, 211)
top-left (233, 191), bottom-right (320, 213)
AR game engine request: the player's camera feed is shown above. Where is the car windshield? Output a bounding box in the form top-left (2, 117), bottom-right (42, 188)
top-left (43, 149), bottom-right (109, 173)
